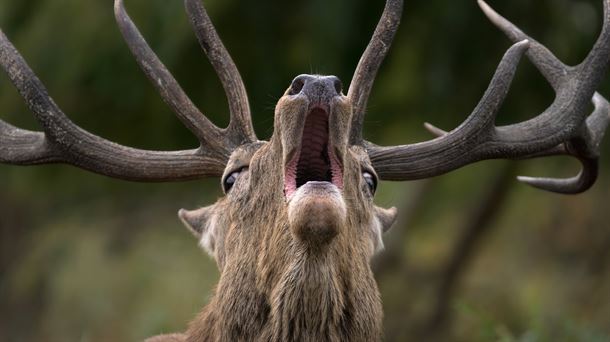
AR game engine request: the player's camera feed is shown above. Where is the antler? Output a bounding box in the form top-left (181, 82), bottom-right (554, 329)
top-left (348, 0), bottom-right (403, 145)
top-left (184, 0), bottom-right (256, 143)
top-left (365, 0), bottom-right (610, 194)
top-left (0, 0), bottom-right (256, 181)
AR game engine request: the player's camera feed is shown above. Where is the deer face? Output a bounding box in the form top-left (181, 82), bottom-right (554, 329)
top-left (180, 75), bottom-right (397, 272)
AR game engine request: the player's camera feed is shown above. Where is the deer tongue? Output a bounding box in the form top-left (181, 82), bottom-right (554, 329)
top-left (284, 107), bottom-right (344, 198)
top-left (296, 108), bottom-right (331, 187)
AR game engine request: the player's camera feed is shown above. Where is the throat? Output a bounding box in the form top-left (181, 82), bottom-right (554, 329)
top-left (269, 257), bottom-right (347, 340)
top-left (194, 251), bottom-right (382, 341)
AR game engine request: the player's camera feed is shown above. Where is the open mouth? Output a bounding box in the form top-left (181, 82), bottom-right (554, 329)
top-left (285, 107), bottom-right (343, 198)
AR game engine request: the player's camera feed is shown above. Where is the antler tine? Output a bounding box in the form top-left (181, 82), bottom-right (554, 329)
top-left (185, 0), bottom-right (256, 144)
top-left (423, 122), bottom-right (448, 137)
top-left (0, 120), bottom-right (60, 164)
top-left (517, 159), bottom-right (599, 194)
top-left (348, 0), bottom-right (404, 145)
top-left (367, 39), bottom-right (530, 178)
top-left (517, 93), bottom-right (610, 193)
top-left (479, 0), bottom-right (610, 98)
top-left (588, 92), bottom-right (610, 148)
top-left (578, 0), bottom-right (610, 96)
top-left (0, 28), bottom-right (226, 181)
top-left (477, 0), bottom-right (569, 90)
top-left (368, 0), bottom-right (610, 194)
top-left (114, 0), bottom-right (240, 156)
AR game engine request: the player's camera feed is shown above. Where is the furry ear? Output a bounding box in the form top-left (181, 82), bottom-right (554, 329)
top-left (178, 206), bottom-right (213, 239)
top-left (374, 206), bottom-right (398, 233)
top-left (178, 206), bottom-right (218, 256)
top-left (370, 205), bottom-right (398, 254)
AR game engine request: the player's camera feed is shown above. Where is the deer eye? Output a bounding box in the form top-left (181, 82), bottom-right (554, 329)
top-left (363, 171), bottom-right (377, 195)
top-left (222, 168), bottom-right (244, 193)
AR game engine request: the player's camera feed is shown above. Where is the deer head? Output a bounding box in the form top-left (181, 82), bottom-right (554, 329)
top-left (1, 0), bottom-right (610, 341)
top-left (177, 72), bottom-right (396, 340)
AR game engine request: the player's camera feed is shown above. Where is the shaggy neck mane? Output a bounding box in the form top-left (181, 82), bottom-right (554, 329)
top-left (186, 238), bottom-right (380, 342)
top-left (268, 253), bottom-right (347, 341)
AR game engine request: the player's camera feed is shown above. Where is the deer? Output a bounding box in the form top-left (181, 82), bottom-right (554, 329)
top-left (1, 0), bottom-right (610, 341)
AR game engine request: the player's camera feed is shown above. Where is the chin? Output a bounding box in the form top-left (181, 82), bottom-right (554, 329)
top-left (287, 181), bottom-right (347, 248)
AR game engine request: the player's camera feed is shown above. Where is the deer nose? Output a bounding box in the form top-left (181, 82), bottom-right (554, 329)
top-left (288, 75), bottom-right (343, 102)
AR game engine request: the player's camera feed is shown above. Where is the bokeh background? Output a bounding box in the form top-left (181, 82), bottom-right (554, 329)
top-left (1, 0), bottom-right (609, 341)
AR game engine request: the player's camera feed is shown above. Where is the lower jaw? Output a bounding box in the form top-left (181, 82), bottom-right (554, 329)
top-left (287, 183), bottom-right (346, 247)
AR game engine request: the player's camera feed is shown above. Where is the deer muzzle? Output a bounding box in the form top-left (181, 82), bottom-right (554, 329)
top-left (287, 181), bottom-right (346, 247)
top-left (284, 75), bottom-right (345, 199)
top-left (281, 74), bottom-right (349, 247)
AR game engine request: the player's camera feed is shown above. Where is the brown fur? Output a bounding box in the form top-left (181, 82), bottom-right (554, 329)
top-left (151, 80), bottom-right (396, 342)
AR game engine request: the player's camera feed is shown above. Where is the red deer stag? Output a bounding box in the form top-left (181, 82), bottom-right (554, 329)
top-left (2, 0), bottom-right (610, 341)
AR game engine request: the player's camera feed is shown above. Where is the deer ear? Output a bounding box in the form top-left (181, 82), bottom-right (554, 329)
top-left (374, 206), bottom-right (398, 233)
top-left (178, 207), bottom-right (213, 239)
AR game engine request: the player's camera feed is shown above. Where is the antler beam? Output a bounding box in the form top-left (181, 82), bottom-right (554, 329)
top-left (348, 0), bottom-right (404, 145)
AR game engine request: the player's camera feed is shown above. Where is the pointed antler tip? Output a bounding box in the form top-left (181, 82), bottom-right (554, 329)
top-left (477, 0), bottom-right (508, 28)
top-left (423, 122), bottom-right (448, 137)
top-left (509, 39), bottom-right (530, 54)
top-left (516, 175), bottom-right (555, 192)
top-left (593, 92), bottom-right (609, 107)
top-left (477, 0), bottom-right (493, 14)
top-left (516, 175), bottom-right (592, 194)
top-left (516, 175), bottom-right (532, 183)
top-left (516, 175), bottom-right (555, 190)
top-left (114, 0), bottom-right (128, 20)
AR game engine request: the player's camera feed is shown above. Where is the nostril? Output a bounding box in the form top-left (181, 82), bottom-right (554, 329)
top-left (289, 76), bottom-right (306, 95)
top-left (333, 78), bottom-right (343, 94)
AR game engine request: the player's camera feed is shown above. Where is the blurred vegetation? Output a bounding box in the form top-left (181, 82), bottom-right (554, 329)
top-left (1, 0), bottom-right (609, 341)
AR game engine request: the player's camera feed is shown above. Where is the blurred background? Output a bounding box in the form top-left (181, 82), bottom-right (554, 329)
top-left (1, 0), bottom-right (609, 341)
